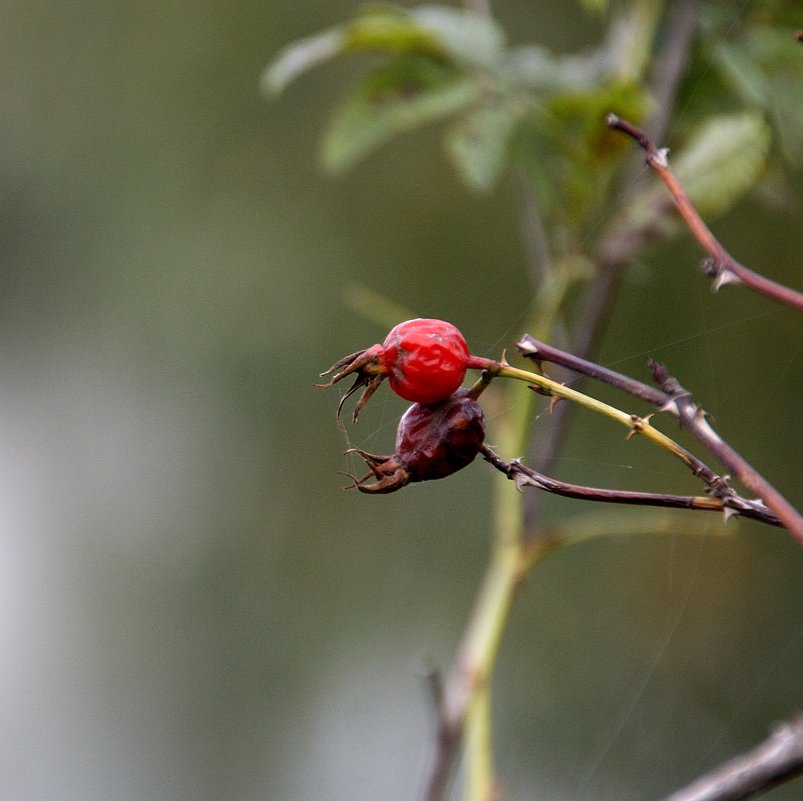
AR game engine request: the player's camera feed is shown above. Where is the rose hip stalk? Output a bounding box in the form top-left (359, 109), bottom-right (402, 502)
top-left (317, 318), bottom-right (480, 423)
top-left (346, 388), bottom-right (486, 493)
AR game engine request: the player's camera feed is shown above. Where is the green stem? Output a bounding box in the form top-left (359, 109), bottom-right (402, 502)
top-left (465, 685), bottom-right (494, 801)
top-left (469, 357), bottom-right (703, 477)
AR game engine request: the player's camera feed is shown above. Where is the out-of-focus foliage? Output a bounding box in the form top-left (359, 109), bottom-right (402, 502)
top-left (265, 1), bottom-right (798, 259)
top-left (265, 2), bottom-right (649, 204)
top-left (321, 57), bottom-right (477, 174)
top-left (715, 25), bottom-right (803, 165)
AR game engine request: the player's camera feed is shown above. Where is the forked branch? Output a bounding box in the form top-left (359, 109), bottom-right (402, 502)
top-left (517, 336), bottom-right (803, 544)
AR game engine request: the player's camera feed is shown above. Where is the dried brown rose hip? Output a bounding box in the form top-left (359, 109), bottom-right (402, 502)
top-left (346, 388), bottom-right (486, 494)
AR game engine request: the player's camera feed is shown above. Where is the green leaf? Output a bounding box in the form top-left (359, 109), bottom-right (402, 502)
top-left (672, 111), bottom-right (771, 218)
top-left (341, 7), bottom-right (444, 56)
top-left (262, 5), bottom-right (505, 97)
top-left (716, 26), bottom-right (803, 165)
top-left (409, 5), bottom-right (506, 70)
top-left (445, 100), bottom-right (523, 192)
top-left (505, 44), bottom-right (610, 92)
top-left (262, 28), bottom-right (346, 96)
top-left (321, 56), bottom-right (478, 173)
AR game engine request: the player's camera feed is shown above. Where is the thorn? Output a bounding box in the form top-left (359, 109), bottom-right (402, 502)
top-left (626, 414), bottom-right (646, 439)
top-left (659, 399), bottom-right (680, 416)
top-left (500, 348), bottom-right (509, 366)
top-left (651, 147), bottom-right (670, 168)
top-left (722, 506), bottom-right (738, 524)
top-left (712, 268), bottom-right (742, 292)
top-left (548, 395), bottom-right (561, 414)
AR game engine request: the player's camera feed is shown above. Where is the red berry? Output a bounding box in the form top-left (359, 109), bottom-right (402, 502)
top-left (380, 318), bottom-right (469, 404)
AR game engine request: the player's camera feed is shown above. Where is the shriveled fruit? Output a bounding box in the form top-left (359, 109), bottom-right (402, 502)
top-left (347, 388), bottom-right (486, 494)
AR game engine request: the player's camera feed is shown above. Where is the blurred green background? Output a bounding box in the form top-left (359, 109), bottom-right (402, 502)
top-left (1, 2), bottom-right (800, 800)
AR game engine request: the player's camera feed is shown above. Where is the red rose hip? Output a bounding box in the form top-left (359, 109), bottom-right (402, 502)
top-left (317, 317), bottom-right (473, 422)
top-left (380, 318), bottom-right (469, 404)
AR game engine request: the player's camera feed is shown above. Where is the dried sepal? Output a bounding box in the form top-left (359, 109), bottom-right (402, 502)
top-left (315, 343), bottom-right (385, 425)
top-left (343, 448), bottom-right (410, 494)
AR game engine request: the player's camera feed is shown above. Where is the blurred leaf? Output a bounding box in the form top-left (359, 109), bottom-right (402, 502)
top-left (408, 5), bottom-right (506, 70)
top-left (716, 26), bottom-right (803, 165)
top-left (344, 5), bottom-right (444, 53)
top-left (263, 4), bottom-right (505, 96)
top-left (505, 44), bottom-right (611, 92)
top-left (549, 80), bottom-right (649, 161)
top-left (618, 112), bottom-right (772, 244)
top-left (321, 56), bottom-right (478, 173)
top-left (672, 111), bottom-right (771, 218)
top-left (445, 100), bottom-right (524, 192)
top-left (542, 80), bottom-right (649, 223)
top-left (262, 28), bottom-right (345, 95)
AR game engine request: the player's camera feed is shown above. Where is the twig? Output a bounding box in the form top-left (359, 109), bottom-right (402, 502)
top-left (481, 445), bottom-right (781, 527)
top-left (515, 336), bottom-right (803, 544)
top-left (606, 113), bottom-right (803, 311)
top-left (659, 716), bottom-right (803, 801)
top-left (469, 355), bottom-right (722, 485)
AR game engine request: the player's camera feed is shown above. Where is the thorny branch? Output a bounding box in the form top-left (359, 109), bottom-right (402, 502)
top-left (523, 0), bottom-right (701, 534)
top-left (606, 113), bottom-right (803, 312)
top-left (659, 716), bottom-right (803, 801)
top-left (481, 445), bottom-right (781, 527)
top-left (517, 336), bottom-right (803, 544)
top-left (649, 361), bottom-right (803, 545)
top-left (420, 12), bottom-right (801, 801)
